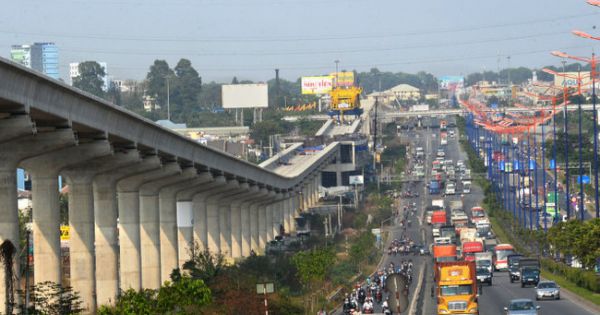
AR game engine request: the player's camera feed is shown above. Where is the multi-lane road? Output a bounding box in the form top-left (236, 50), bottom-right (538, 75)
top-left (332, 120), bottom-right (598, 314)
top-left (416, 124), bottom-right (597, 315)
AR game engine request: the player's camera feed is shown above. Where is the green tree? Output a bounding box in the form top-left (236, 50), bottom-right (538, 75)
top-left (182, 242), bottom-right (226, 285)
top-left (18, 281), bottom-right (84, 315)
top-left (72, 61), bottom-right (106, 98)
top-left (156, 276), bottom-right (212, 313)
top-left (171, 59), bottom-right (202, 121)
top-left (146, 60), bottom-right (174, 110)
top-left (105, 82), bottom-right (122, 105)
top-left (291, 247), bottom-right (335, 289)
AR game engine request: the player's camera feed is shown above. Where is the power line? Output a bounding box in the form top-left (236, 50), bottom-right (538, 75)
top-left (57, 31), bottom-right (565, 57)
top-left (0, 12), bottom-right (595, 43)
top-left (61, 43), bottom-right (592, 73)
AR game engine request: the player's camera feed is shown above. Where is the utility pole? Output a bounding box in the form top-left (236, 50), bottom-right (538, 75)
top-left (166, 76), bottom-right (171, 121)
top-left (275, 69), bottom-right (280, 108)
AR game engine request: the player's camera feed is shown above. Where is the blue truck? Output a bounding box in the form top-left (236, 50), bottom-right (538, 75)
top-left (429, 180), bottom-right (440, 194)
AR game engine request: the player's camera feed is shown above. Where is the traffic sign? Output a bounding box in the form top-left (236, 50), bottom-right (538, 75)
top-left (577, 175), bottom-right (591, 184)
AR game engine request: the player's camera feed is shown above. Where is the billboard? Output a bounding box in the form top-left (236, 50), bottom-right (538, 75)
top-left (349, 175), bottom-right (364, 185)
top-left (438, 75), bottom-right (464, 91)
top-left (553, 71), bottom-right (591, 88)
top-left (222, 83), bottom-right (269, 108)
top-left (330, 71), bottom-right (355, 87)
top-left (301, 76), bottom-right (333, 94)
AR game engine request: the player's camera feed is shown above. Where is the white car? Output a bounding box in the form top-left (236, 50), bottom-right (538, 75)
top-left (445, 182), bottom-right (456, 195)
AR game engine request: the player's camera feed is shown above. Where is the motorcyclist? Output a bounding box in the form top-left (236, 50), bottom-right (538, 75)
top-left (362, 298), bottom-right (374, 314)
top-left (358, 287), bottom-right (366, 304)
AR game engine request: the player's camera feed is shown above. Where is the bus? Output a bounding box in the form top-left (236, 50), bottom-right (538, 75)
top-left (494, 243), bottom-right (516, 271)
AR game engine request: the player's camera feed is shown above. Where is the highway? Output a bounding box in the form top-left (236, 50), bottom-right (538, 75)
top-left (416, 124), bottom-right (597, 314)
top-left (330, 119), bottom-right (598, 314)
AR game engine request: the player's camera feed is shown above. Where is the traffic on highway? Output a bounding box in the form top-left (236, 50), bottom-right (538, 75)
top-left (336, 117), bottom-right (597, 314)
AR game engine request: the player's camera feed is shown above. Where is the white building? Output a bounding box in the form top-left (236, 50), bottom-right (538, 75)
top-left (69, 61), bottom-right (109, 91)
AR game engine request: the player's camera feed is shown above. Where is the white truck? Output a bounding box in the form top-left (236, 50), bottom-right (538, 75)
top-left (475, 252), bottom-right (493, 273)
top-left (432, 199), bottom-right (444, 209)
top-left (449, 200), bottom-right (464, 213)
top-left (445, 182), bottom-right (456, 195)
top-left (462, 180), bottom-right (472, 194)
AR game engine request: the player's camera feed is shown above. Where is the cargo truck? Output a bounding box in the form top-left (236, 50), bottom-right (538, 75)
top-left (432, 211), bottom-right (448, 227)
top-left (435, 261), bottom-right (479, 315)
top-left (519, 258), bottom-right (541, 287)
top-left (433, 244), bottom-right (458, 263)
top-left (475, 252), bottom-right (493, 273)
top-left (430, 180), bottom-right (441, 194)
top-left (440, 225), bottom-right (457, 244)
top-left (462, 241), bottom-right (484, 262)
top-left (449, 200), bottom-right (464, 213)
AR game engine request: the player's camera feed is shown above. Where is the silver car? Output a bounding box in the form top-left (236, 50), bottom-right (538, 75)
top-left (504, 298), bottom-right (540, 315)
top-left (536, 281), bottom-right (560, 300)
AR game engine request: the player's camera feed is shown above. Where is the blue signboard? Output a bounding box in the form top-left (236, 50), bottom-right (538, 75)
top-left (529, 159), bottom-right (536, 170)
top-left (513, 160), bottom-right (520, 170)
top-left (499, 161), bottom-right (505, 171)
top-left (577, 175), bottom-right (591, 184)
top-left (549, 159), bottom-right (556, 169)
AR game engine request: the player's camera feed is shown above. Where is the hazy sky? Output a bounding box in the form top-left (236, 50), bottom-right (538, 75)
top-left (2, 0), bottom-right (599, 82)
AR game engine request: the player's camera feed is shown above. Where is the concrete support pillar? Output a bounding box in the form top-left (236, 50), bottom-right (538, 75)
top-left (240, 187), bottom-right (267, 257)
top-left (258, 205), bottom-right (267, 250)
top-left (313, 176), bottom-right (320, 204)
top-left (283, 196), bottom-right (292, 234)
top-left (158, 171), bottom-right (208, 284)
top-left (0, 129), bottom-right (74, 312)
top-left (250, 203), bottom-right (260, 253)
top-left (93, 155), bottom-right (159, 306)
top-left (258, 191), bottom-right (276, 250)
top-left (205, 180), bottom-right (239, 254)
top-left (116, 162), bottom-right (180, 291)
top-left (218, 205), bottom-right (231, 256)
top-left (20, 141), bottom-right (111, 287)
top-left (211, 183), bottom-right (250, 258)
top-left (61, 150), bottom-right (139, 312)
top-left (138, 164), bottom-right (184, 289)
top-left (175, 175), bottom-right (215, 266)
top-left (306, 181), bottom-right (313, 208)
top-left (265, 203), bottom-right (274, 241)
top-left (185, 177), bottom-right (229, 251)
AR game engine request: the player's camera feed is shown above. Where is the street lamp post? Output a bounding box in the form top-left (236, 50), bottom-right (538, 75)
top-left (533, 128), bottom-right (540, 230)
top-left (570, 31), bottom-right (600, 218)
top-left (576, 69), bottom-right (585, 220)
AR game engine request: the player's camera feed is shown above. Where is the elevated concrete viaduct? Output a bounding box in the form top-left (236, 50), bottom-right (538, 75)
top-left (0, 58), bottom-right (335, 313)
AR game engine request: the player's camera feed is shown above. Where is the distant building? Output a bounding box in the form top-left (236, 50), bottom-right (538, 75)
top-left (143, 94), bottom-right (159, 112)
top-left (69, 61), bottom-right (109, 91)
top-left (111, 79), bottom-right (137, 93)
top-left (30, 42), bottom-right (59, 79)
top-left (10, 45), bottom-right (31, 68)
top-left (389, 84), bottom-right (421, 101)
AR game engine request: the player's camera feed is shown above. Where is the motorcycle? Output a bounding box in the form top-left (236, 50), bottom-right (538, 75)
top-left (375, 289), bottom-right (383, 303)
